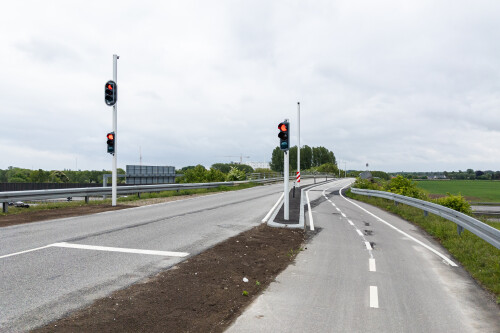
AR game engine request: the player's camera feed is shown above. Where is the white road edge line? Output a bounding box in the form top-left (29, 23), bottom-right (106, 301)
top-left (262, 192), bottom-right (285, 223)
top-left (369, 258), bottom-right (376, 272)
top-left (365, 241), bottom-right (373, 250)
top-left (306, 190), bottom-right (314, 231)
top-left (356, 229), bottom-right (364, 236)
top-left (340, 184), bottom-right (458, 267)
top-left (370, 286), bottom-right (379, 308)
top-left (50, 242), bottom-right (189, 257)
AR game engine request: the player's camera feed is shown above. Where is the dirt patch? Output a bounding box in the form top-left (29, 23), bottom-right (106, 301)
top-left (31, 224), bottom-right (305, 333)
top-left (0, 194), bottom-right (214, 228)
top-left (0, 205), bottom-right (129, 227)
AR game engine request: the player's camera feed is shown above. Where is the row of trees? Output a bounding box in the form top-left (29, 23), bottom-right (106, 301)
top-left (270, 145), bottom-right (336, 173)
top-left (176, 163), bottom-right (254, 183)
top-left (0, 167), bottom-right (126, 184)
top-left (393, 169), bottom-right (500, 180)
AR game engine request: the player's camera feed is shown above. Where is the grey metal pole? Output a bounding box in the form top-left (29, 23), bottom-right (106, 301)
top-left (112, 54), bottom-right (119, 206)
top-left (284, 150), bottom-right (289, 220)
top-left (297, 102), bottom-right (300, 185)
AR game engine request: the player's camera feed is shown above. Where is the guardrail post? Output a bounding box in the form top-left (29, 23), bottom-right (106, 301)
top-left (424, 210), bottom-right (428, 217)
top-left (85, 196), bottom-right (89, 204)
top-left (2, 202), bottom-right (7, 213)
top-left (457, 225), bottom-right (464, 235)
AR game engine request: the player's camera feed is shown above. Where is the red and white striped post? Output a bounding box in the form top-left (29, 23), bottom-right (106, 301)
top-left (296, 171), bottom-right (301, 183)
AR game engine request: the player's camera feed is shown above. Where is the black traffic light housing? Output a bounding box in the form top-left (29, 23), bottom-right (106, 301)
top-left (107, 132), bottom-right (115, 155)
top-left (105, 80), bottom-right (117, 106)
top-left (278, 121), bottom-right (290, 151)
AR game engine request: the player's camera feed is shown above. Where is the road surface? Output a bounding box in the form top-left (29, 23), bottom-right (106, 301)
top-left (227, 178), bottom-right (500, 332)
top-left (0, 180), bottom-right (314, 332)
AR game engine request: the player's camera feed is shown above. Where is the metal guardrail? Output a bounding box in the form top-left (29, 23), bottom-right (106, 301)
top-left (350, 188), bottom-right (500, 250)
top-left (0, 174), bottom-right (336, 213)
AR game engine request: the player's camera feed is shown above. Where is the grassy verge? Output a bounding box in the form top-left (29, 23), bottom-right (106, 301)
top-left (346, 190), bottom-right (500, 304)
top-left (0, 183), bottom-right (260, 217)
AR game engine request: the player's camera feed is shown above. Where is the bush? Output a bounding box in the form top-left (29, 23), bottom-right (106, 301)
top-left (384, 175), bottom-right (428, 200)
top-left (353, 178), bottom-right (381, 190)
top-left (434, 193), bottom-right (472, 215)
top-left (226, 167), bottom-right (246, 181)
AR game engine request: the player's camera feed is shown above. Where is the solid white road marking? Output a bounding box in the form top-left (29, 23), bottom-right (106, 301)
top-left (50, 242), bottom-right (189, 257)
top-left (347, 219), bottom-right (354, 226)
top-left (0, 245), bottom-right (52, 259)
top-left (370, 286), bottom-right (379, 308)
top-left (365, 241), bottom-right (373, 250)
top-left (341, 212), bottom-right (346, 218)
top-left (356, 229), bottom-right (363, 236)
top-left (369, 258), bottom-right (376, 272)
top-left (339, 184), bottom-right (458, 267)
top-left (306, 190), bottom-right (314, 231)
top-left (262, 192), bottom-right (285, 223)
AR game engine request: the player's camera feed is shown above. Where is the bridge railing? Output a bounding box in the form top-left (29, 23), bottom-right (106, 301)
top-left (350, 187), bottom-right (500, 250)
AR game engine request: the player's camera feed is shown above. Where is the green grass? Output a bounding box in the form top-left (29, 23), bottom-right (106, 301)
top-left (0, 183), bottom-right (260, 217)
top-left (347, 190), bottom-right (500, 304)
top-left (416, 180), bottom-right (500, 202)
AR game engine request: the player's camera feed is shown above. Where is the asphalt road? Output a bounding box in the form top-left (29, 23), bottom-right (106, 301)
top-left (0, 180), bottom-right (314, 332)
top-left (227, 179), bottom-right (500, 332)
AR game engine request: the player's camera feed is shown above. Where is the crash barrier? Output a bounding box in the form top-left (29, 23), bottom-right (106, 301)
top-left (350, 187), bottom-right (500, 250)
top-left (1, 174), bottom-right (336, 213)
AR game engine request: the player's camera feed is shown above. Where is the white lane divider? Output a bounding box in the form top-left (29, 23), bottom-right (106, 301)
top-left (0, 245), bottom-right (52, 259)
top-left (370, 286), bottom-right (379, 308)
top-left (339, 184), bottom-right (457, 267)
top-left (1, 242), bottom-right (189, 259)
top-left (51, 242), bottom-right (189, 257)
top-left (369, 258), bottom-right (376, 272)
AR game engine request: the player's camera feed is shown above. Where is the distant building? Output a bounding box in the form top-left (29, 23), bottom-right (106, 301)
top-left (245, 162), bottom-right (270, 169)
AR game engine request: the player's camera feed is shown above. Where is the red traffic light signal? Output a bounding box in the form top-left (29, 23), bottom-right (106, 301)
top-left (105, 80), bottom-right (117, 106)
top-left (278, 121), bottom-right (290, 151)
top-left (107, 132), bottom-right (115, 155)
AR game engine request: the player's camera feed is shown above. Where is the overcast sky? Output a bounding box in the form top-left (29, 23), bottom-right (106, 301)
top-left (2, 1), bottom-right (500, 172)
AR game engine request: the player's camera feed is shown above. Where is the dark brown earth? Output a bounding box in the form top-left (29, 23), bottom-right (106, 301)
top-left (0, 204), bottom-right (129, 227)
top-left (31, 224), bottom-right (305, 333)
top-left (1, 197), bottom-right (306, 333)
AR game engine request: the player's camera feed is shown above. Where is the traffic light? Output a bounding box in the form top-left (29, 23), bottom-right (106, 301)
top-left (107, 132), bottom-right (115, 155)
top-left (278, 121), bottom-right (290, 151)
top-left (104, 80), bottom-right (117, 106)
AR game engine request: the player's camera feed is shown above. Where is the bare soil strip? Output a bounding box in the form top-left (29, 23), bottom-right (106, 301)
top-left (31, 224), bottom-right (306, 333)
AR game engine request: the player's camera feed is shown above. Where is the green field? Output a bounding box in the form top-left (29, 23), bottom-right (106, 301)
top-left (416, 180), bottom-right (500, 202)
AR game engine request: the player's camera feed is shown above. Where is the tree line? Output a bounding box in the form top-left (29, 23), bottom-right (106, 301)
top-left (392, 169), bottom-right (500, 180)
top-left (270, 145), bottom-right (337, 173)
top-left (0, 167), bottom-right (126, 184)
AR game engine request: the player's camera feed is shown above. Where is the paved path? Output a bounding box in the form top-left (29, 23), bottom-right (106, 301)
top-left (227, 179), bottom-right (500, 332)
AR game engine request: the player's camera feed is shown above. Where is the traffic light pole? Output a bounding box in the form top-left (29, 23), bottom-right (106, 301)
top-left (297, 102), bottom-right (300, 184)
top-left (112, 54), bottom-right (119, 206)
top-left (284, 149), bottom-right (289, 220)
